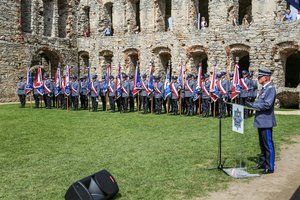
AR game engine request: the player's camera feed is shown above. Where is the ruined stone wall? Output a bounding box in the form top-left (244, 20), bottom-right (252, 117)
top-left (0, 0), bottom-right (299, 106)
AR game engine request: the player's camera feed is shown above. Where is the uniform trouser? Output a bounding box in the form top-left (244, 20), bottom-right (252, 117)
top-left (72, 96), bottom-right (79, 110)
top-left (52, 95), bottom-right (56, 107)
top-left (155, 97), bottom-right (162, 113)
top-left (80, 95), bottom-right (85, 108)
top-left (33, 94), bottom-right (40, 108)
top-left (46, 94), bottom-right (52, 109)
top-left (116, 98), bottom-right (121, 111)
top-left (109, 96), bottom-right (115, 111)
top-left (218, 97), bottom-right (226, 118)
top-left (129, 96), bottom-right (134, 111)
top-left (239, 97), bottom-right (248, 118)
top-left (211, 100), bottom-right (219, 116)
top-left (91, 97), bottom-right (98, 112)
top-left (202, 98), bottom-right (210, 117)
top-left (18, 94), bottom-right (26, 107)
top-left (171, 99), bottom-right (178, 114)
top-left (226, 97), bottom-right (232, 116)
top-left (141, 96), bottom-right (148, 113)
top-left (181, 97), bottom-right (186, 114)
top-left (81, 95), bottom-right (88, 109)
top-left (258, 128), bottom-right (275, 171)
top-left (121, 97), bottom-right (128, 112)
top-left (100, 95), bottom-right (106, 111)
top-left (195, 98), bottom-right (200, 114)
top-left (61, 95), bottom-right (66, 109)
top-left (185, 97), bottom-right (193, 115)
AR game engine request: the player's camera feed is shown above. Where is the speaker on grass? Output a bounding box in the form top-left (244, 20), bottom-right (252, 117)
top-left (65, 169), bottom-right (119, 200)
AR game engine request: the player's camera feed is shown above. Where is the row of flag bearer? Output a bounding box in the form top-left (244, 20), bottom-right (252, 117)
top-left (17, 62), bottom-right (258, 117)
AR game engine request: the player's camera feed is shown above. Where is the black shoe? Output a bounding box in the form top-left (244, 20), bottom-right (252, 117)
top-left (253, 165), bottom-right (265, 170)
top-left (260, 169), bottom-right (274, 174)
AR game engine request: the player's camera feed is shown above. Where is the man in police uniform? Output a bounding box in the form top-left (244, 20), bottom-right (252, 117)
top-left (17, 76), bottom-right (26, 108)
top-left (129, 75), bottom-right (135, 112)
top-left (90, 75), bottom-right (100, 112)
top-left (201, 74), bottom-right (211, 117)
top-left (99, 75), bottom-right (107, 111)
top-left (121, 74), bottom-right (130, 113)
top-left (154, 75), bottom-right (164, 114)
top-left (108, 75), bottom-right (116, 112)
top-left (44, 73), bottom-right (53, 109)
top-left (140, 74), bottom-right (149, 114)
top-left (246, 68), bottom-right (276, 174)
top-left (71, 75), bottom-right (80, 111)
top-left (240, 70), bottom-right (251, 118)
top-left (170, 76), bottom-right (180, 115)
top-left (185, 74), bottom-right (196, 116)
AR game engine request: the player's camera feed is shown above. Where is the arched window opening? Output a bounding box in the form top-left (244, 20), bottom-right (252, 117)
top-left (43, 0), bottom-right (54, 36)
top-left (238, 0), bottom-right (252, 25)
top-left (21, 0), bottom-right (32, 33)
top-left (126, 0), bottom-right (140, 33)
top-left (159, 53), bottom-right (172, 78)
top-left (58, 0), bottom-right (68, 38)
top-left (104, 3), bottom-right (113, 35)
top-left (79, 52), bottom-right (89, 75)
top-left (285, 51), bottom-right (300, 88)
top-left (155, 0), bottom-right (172, 32)
top-left (238, 54), bottom-right (250, 76)
top-left (198, 0), bottom-right (209, 28)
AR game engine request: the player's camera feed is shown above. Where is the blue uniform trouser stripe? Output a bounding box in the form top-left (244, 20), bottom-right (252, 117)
top-left (266, 128), bottom-right (275, 171)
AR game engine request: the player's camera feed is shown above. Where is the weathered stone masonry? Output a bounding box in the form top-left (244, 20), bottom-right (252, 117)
top-left (0, 0), bottom-right (299, 107)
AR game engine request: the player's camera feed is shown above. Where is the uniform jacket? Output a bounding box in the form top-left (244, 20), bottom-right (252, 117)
top-left (80, 81), bottom-right (87, 96)
top-left (121, 80), bottom-right (130, 98)
top-left (240, 78), bottom-right (250, 98)
top-left (154, 81), bottom-right (164, 98)
top-left (17, 81), bottom-right (26, 95)
top-left (202, 80), bottom-right (211, 99)
top-left (90, 80), bottom-right (100, 97)
top-left (184, 80), bottom-right (195, 97)
top-left (71, 81), bottom-right (80, 97)
top-left (109, 82), bottom-right (116, 97)
top-left (140, 80), bottom-right (149, 97)
top-left (251, 82), bottom-right (276, 128)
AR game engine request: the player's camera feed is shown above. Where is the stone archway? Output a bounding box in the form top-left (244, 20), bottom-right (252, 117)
top-left (30, 47), bottom-right (63, 79)
top-left (152, 46), bottom-right (171, 78)
top-left (286, 51), bottom-right (300, 88)
top-left (99, 50), bottom-right (113, 75)
top-left (78, 51), bottom-right (89, 75)
top-left (187, 45), bottom-right (208, 75)
top-left (123, 48), bottom-right (139, 76)
top-left (272, 41), bottom-right (300, 88)
top-left (226, 43), bottom-right (251, 73)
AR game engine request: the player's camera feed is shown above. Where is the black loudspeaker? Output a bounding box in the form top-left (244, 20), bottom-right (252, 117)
top-left (65, 169), bottom-right (119, 200)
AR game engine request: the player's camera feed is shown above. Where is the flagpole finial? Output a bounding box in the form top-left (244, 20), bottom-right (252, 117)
top-left (235, 57), bottom-right (239, 64)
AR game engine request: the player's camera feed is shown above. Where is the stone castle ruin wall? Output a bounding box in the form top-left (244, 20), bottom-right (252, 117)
top-left (0, 0), bottom-right (299, 107)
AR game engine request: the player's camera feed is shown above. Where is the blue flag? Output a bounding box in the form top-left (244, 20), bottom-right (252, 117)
top-left (164, 68), bottom-right (171, 99)
top-left (86, 67), bottom-right (91, 94)
top-left (148, 65), bottom-right (154, 92)
top-left (25, 67), bottom-right (33, 95)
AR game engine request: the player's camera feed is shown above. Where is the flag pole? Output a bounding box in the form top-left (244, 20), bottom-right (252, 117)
top-left (137, 93), bottom-right (140, 111)
top-left (106, 93), bottom-right (108, 112)
top-left (198, 96), bottom-right (201, 116)
top-left (67, 96), bottom-right (69, 111)
top-left (179, 90), bottom-right (182, 115)
top-left (213, 101), bottom-right (216, 117)
top-left (151, 93), bottom-right (153, 114)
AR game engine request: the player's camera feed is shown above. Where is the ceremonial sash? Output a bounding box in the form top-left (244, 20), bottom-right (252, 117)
top-left (240, 78), bottom-right (248, 91)
top-left (44, 83), bottom-right (51, 94)
top-left (71, 87), bottom-right (78, 94)
top-left (141, 81), bottom-right (150, 94)
top-left (170, 83), bottom-right (179, 98)
top-left (217, 80), bottom-right (226, 95)
top-left (202, 82), bottom-right (210, 97)
top-left (185, 82), bottom-right (193, 93)
top-left (122, 86), bottom-right (128, 95)
top-left (91, 82), bottom-right (97, 94)
top-left (154, 83), bottom-right (162, 94)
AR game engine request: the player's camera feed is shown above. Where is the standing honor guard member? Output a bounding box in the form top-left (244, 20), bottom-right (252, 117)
top-left (44, 73), bottom-right (53, 109)
top-left (246, 68), bottom-right (276, 174)
top-left (201, 74), bottom-right (211, 117)
top-left (108, 76), bottom-right (116, 112)
top-left (227, 73), bottom-right (234, 116)
top-left (121, 74), bottom-right (130, 113)
top-left (239, 70), bottom-right (250, 118)
top-left (17, 76), bottom-right (26, 108)
top-left (99, 75), bottom-right (107, 111)
top-left (217, 72), bottom-right (229, 118)
top-left (80, 76), bottom-right (88, 110)
top-left (154, 76), bottom-right (164, 114)
top-left (185, 74), bottom-right (196, 116)
top-left (129, 75), bottom-right (135, 112)
top-left (71, 75), bottom-right (80, 111)
top-left (140, 74), bottom-right (149, 114)
top-left (170, 76), bottom-right (180, 115)
top-left (90, 75), bottom-right (100, 112)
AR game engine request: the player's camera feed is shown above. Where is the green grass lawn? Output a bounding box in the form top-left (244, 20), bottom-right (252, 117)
top-left (0, 105), bottom-right (299, 200)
